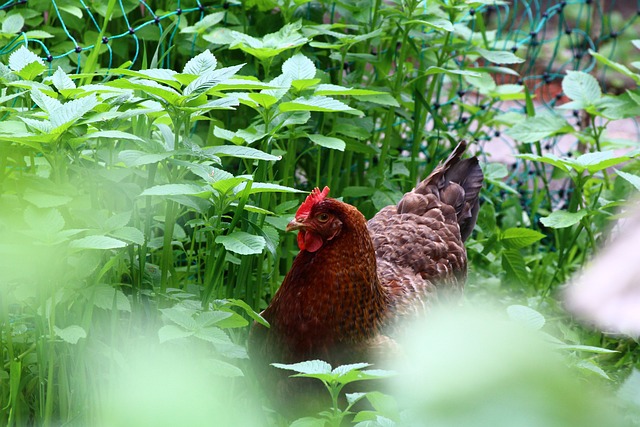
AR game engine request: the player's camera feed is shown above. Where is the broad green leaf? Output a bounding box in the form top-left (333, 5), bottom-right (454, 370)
top-left (540, 209), bottom-right (587, 229)
top-left (87, 130), bottom-right (143, 142)
top-left (308, 134), bottom-right (345, 151)
top-left (183, 64), bottom-right (245, 98)
top-left (573, 151), bottom-right (631, 173)
top-left (183, 49), bottom-right (217, 75)
top-left (517, 153), bottom-right (571, 173)
top-left (502, 249), bottom-right (528, 284)
top-left (140, 184), bottom-right (204, 197)
top-left (424, 66), bottom-right (481, 77)
top-left (272, 360), bottom-right (332, 375)
top-left (282, 53), bottom-right (316, 80)
top-left (205, 145), bottom-right (280, 161)
top-left (353, 93), bottom-right (400, 107)
top-left (406, 18), bottom-right (454, 32)
top-left (30, 89), bottom-right (61, 114)
top-left (279, 96), bottom-right (361, 115)
top-left (501, 227), bottom-right (545, 249)
top-left (221, 298), bottom-right (269, 327)
top-left (119, 150), bottom-right (173, 167)
top-left (562, 71), bottom-right (601, 107)
top-left (332, 363), bottom-right (371, 376)
top-left (158, 325), bottom-right (194, 343)
top-left (506, 112), bottom-right (573, 143)
top-left (161, 307), bottom-right (197, 329)
top-left (181, 12), bottom-right (225, 34)
top-left (54, 325), bottom-right (86, 344)
top-left (215, 231), bottom-right (266, 255)
top-left (71, 235), bottom-right (127, 250)
top-left (616, 169), bottom-right (640, 191)
top-left (315, 84), bottom-right (387, 96)
top-left (23, 190), bottom-right (72, 208)
top-left (59, 5), bottom-right (82, 18)
top-left (3, 14), bottom-right (24, 34)
top-left (476, 48), bottom-right (525, 64)
top-left (110, 227), bottom-right (145, 245)
top-left (248, 93), bottom-right (278, 109)
top-left (291, 79), bottom-right (321, 91)
top-left (24, 206), bottom-right (65, 233)
top-left (91, 284), bottom-right (131, 311)
top-left (589, 49), bottom-right (640, 84)
top-left (9, 45), bottom-right (45, 72)
top-left (507, 305), bottom-right (545, 330)
top-left (194, 326), bottom-right (233, 345)
top-left (50, 94), bottom-right (98, 130)
top-left (236, 182), bottom-right (304, 194)
top-left (575, 360), bottom-right (611, 380)
top-left (51, 67), bottom-right (76, 90)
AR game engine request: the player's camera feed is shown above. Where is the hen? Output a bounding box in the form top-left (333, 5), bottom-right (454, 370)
top-left (248, 141), bottom-right (483, 415)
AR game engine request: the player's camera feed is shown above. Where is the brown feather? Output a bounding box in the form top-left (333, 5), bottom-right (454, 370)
top-left (248, 141), bottom-right (483, 417)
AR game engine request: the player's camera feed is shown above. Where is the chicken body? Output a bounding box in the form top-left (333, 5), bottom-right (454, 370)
top-left (248, 141), bottom-right (483, 415)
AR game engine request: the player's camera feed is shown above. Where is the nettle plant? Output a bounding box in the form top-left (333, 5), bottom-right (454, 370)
top-left (502, 42), bottom-right (640, 289)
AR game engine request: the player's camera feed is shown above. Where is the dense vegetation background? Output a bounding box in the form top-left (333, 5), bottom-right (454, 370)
top-left (0, 0), bottom-right (639, 425)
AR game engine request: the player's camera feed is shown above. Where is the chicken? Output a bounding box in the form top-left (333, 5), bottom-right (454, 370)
top-left (248, 141), bottom-right (483, 415)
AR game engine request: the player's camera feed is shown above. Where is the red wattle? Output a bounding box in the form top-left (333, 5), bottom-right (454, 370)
top-left (297, 230), bottom-right (323, 252)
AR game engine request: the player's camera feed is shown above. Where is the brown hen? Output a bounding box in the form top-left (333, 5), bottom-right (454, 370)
top-left (248, 141), bottom-right (483, 415)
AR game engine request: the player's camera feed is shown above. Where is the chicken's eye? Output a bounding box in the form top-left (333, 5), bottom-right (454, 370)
top-left (316, 213), bottom-right (330, 222)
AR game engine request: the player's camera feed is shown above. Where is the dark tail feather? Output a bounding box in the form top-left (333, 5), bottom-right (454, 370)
top-left (405, 140), bottom-right (484, 241)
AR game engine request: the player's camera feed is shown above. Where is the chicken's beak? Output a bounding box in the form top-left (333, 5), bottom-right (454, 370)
top-left (286, 218), bottom-right (305, 232)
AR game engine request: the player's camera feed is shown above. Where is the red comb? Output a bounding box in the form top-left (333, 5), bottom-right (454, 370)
top-left (296, 186), bottom-right (330, 219)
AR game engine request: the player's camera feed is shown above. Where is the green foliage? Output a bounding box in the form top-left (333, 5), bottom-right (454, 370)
top-left (0, 1), bottom-right (639, 426)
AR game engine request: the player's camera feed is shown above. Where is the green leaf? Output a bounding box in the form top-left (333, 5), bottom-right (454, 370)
top-left (562, 71), bottom-right (601, 107)
top-left (501, 227), bottom-right (545, 249)
top-left (282, 53), bottom-right (316, 80)
top-left (3, 14), bottom-right (25, 34)
top-left (501, 249), bottom-right (528, 284)
top-left (206, 358), bottom-right (244, 377)
top-left (140, 184), bottom-right (204, 197)
top-left (308, 134), bottom-right (345, 151)
top-left (183, 64), bottom-right (245, 98)
top-left (573, 151), bottom-right (631, 173)
top-left (215, 231), bottom-right (266, 255)
top-left (119, 150), bottom-right (173, 167)
top-left (540, 210), bottom-right (587, 229)
top-left (424, 66), bottom-right (481, 77)
top-left (405, 18), bottom-right (454, 32)
top-left (272, 360), bottom-right (332, 375)
top-left (91, 284), bottom-right (131, 312)
top-left (51, 66), bottom-right (76, 90)
top-left (517, 153), bottom-right (571, 173)
top-left (279, 96), bottom-right (361, 115)
top-left (50, 94), bottom-right (98, 130)
top-left (205, 145), bottom-right (280, 161)
top-left (314, 84), bottom-right (387, 96)
top-left (182, 49), bottom-right (217, 75)
top-left (247, 93), bottom-right (278, 109)
top-left (333, 363), bottom-right (371, 376)
top-left (507, 305), bottom-right (545, 330)
top-left (476, 48), bottom-right (525, 64)
top-left (110, 227), bottom-right (145, 245)
top-left (158, 325), bottom-right (194, 343)
top-left (71, 235), bottom-right (127, 250)
top-left (616, 169), bottom-right (640, 191)
top-left (556, 344), bottom-right (617, 354)
top-left (589, 49), bottom-right (640, 84)
top-left (54, 325), bottom-right (86, 344)
top-left (506, 112), bottom-right (573, 143)
top-left (194, 326), bottom-right (233, 345)
top-left (23, 190), bottom-right (72, 208)
top-left (575, 360), bottom-right (611, 380)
